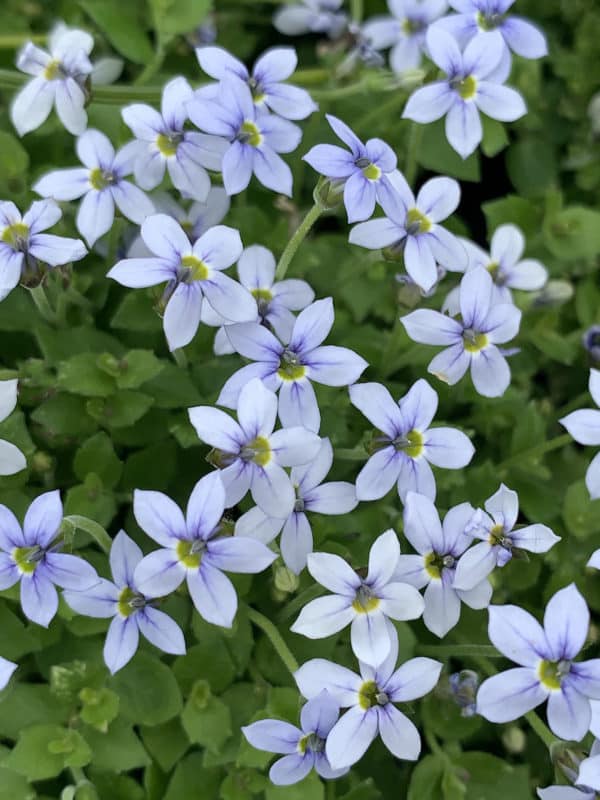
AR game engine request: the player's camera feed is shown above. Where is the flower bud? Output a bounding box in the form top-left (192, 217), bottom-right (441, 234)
top-left (313, 176), bottom-right (344, 209)
top-left (274, 565), bottom-right (300, 594)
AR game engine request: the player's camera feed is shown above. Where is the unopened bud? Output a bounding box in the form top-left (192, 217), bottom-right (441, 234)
top-left (274, 565), bottom-right (300, 594)
top-left (502, 725), bottom-right (526, 754)
top-left (531, 280), bottom-right (573, 309)
top-left (313, 176), bottom-right (344, 210)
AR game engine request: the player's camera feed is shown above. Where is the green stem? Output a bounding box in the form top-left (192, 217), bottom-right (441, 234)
top-left (497, 433), bottom-right (572, 471)
top-left (350, 0), bottom-right (364, 22)
top-left (275, 203), bottom-right (324, 280)
top-left (172, 348), bottom-right (188, 368)
top-left (0, 34), bottom-right (45, 48)
top-left (134, 41), bottom-right (166, 86)
top-left (326, 778), bottom-right (337, 800)
top-left (29, 284), bottom-right (58, 325)
top-left (524, 711), bottom-right (557, 749)
top-left (246, 606), bottom-right (299, 675)
top-left (277, 583), bottom-right (324, 623)
top-left (335, 446), bottom-right (367, 461)
top-left (404, 122), bottom-right (423, 186)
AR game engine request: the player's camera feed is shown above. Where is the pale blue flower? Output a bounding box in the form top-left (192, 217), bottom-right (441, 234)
top-left (477, 584), bottom-right (600, 741)
top-left (403, 26), bottom-right (526, 158)
top-left (291, 529), bottom-right (424, 666)
top-left (349, 379), bottom-right (474, 502)
top-left (63, 530), bottom-right (186, 674)
top-left (34, 129), bottom-right (154, 247)
top-left (0, 657), bottom-right (17, 690)
top-left (295, 636), bottom-right (442, 768)
top-left (395, 492), bottom-right (492, 637)
top-left (401, 267), bottom-right (522, 397)
top-left (133, 472), bottom-right (276, 628)
top-left (0, 380), bottom-right (26, 476)
top-left (235, 438), bottom-right (356, 574)
top-left (188, 378), bottom-right (322, 518)
top-left (453, 484), bottom-right (560, 591)
top-left (218, 297), bottom-right (368, 433)
top-left (242, 691), bottom-right (348, 785)
top-left (273, 0), bottom-right (347, 38)
top-left (560, 369), bottom-right (600, 500)
top-left (0, 491), bottom-right (98, 627)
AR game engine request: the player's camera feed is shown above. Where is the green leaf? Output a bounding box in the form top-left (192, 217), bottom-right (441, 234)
top-left (181, 680), bottom-right (232, 753)
top-left (86, 391), bottom-right (154, 428)
top-left (0, 764), bottom-right (32, 800)
top-left (63, 514), bottom-right (113, 554)
top-left (109, 652), bottom-right (183, 726)
top-left (140, 719), bottom-right (189, 772)
top-left (111, 292), bottom-right (162, 332)
top-left (0, 131), bottom-right (29, 198)
top-left (6, 725), bottom-right (91, 780)
top-left (418, 119), bottom-right (480, 182)
top-left (563, 479), bottom-right (600, 539)
top-left (79, 688), bottom-right (120, 732)
top-left (543, 206), bottom-right (600, 260)
top-left (74, 432), bottom-right (123, 488)
top-left (57, 354), bottom-right (116, 397)
top-left (115, 350), bottom-right (165, 390)
top-left (80, 0), bottom-right (154, 63)
top-left (407, 755), bottom-right (446, 800)
top-left (83, 720), bottom-right (150, 772)
top-left (457, 752), bottom-right (530, 800)
top-left (0, 605), bottom-right (42, 659)
top-left (264, 771), bottom-right (324, 800)
top-left (149, 0), bottom-right (212, 39)
top-left (481, 117), bottom-right (509, 158)
top-left (31, 394), bottom-right (96, 437)
top-left (482, 195), bottom-right (542, 240)
top-left (506, 138), bottom-right (558, 197)
top-left (64, 475), bottom-right (117, 529)
top-left (164, 753), bottom-right (222, 800)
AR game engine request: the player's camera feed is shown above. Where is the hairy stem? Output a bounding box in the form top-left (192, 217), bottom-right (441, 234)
top-left (246, 606), bottom-right (299, 675)
top-left (275, 203), bottom-right (324, 280)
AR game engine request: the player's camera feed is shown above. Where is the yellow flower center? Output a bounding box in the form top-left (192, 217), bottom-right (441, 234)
top-left (241, 436), bottom-right (272, 467)
top-left (424, 551), bottom-right (455, 580)
top-left (240, 120), bottom-right (263, 148)
top-left (252, 288), bottom-right (273, 303)
top-left (181, 254), bottom-right (209, 282)
top-left (156, 133), bottom-right (180, 157)
top-left (486, 261), bottom-right (500, 280)
top-left (352, 584), bottom-right (381, 614)
top-left (13, 545), bottom-right (43, 575)
top-left (488, 523), bottom-right (507, 546)
top-left (2, 222), bottom-right (29, 250)
top-left (538, 659), bottom-right (571, 691)
top-left (44, 59), bottom-right (61, 80)
top-left (393, 429), bottom-right (424, 458)
top-left (406, 207), bottom-right (432, 235)
top-left (358, 680), bottom-right (389, 710)
top-left (277, 349), bottom-right (306, 381)
top-left (176, 539), bottom-right (204, 569)
top-left (89, 167), bottom-right (113, 191)
top-left (455, 75), bottom-right (478, 100)
top-left (117, 586), bottom-right (146, 618)
top-left (362, 163), bottom-right (382, 181)
top-left (462, 330), bottom-right (489, 353)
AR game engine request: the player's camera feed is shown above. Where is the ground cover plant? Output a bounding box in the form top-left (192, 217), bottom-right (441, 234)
top-left (0, 0), bottom-right (599, 798)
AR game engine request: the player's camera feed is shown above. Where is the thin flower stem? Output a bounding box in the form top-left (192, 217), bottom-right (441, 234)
top-left (29, 284), bottom-right (58, 325)
top-left (404, 122), bottom-right (423, 186)
top-left (334, 447), bottom-right (367, 461)
top-left (275, 203), bottom-right (324, 281)
top-left (497, 433), bottom-right (572, 471)
top-left (246, 606), bottom-right (299, 675)
top-left (0, 34), bottom-right (46, 48)
top-left (351, 0), bottom-right (364, 22)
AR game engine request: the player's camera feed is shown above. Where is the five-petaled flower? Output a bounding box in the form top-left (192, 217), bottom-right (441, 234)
top-left (394, 492), bottom-right (493, 637)
top-left (242, 691), bottom-right (348, 785)
top-left (401, 267), bottom-right (522, 397)
top-left (349, 174), bottom-right (467, 292)
top-left (291, 529), bottom-right (424, 665)
top-left (477, 584), bottom-right (600, 741)
top-left (122, 77), bottom-right (226, 201)
top-left (107, 213), bottom-right (256, 351)
top-left (303, 115), bottom-right (404, 223)
top-left (403, 27), bottom-right (526, 158)
top-left (350, 379), bottom-right (474, 502)
top-left (453, 484), bottom-right (560, 591)
top-left (560, 369), bottom-right (600, 500)
top-left (34, 129), bottom-right (154, 247)
top-left (295, 636), bottom-right (442, 767)
top-left (235, 437), bottom-right (356, 574)
top-left (218, 297), bottom-right (368, 432)
top-left (63, 530), bottom-right (186, 674)
top-left (133, 472), bottom-right (276, 628)
top-left (0, 490), bottom-right (98, 627)
top-left (0, 199), bottom-right (86, 297)
top-left (188, 378), bottom-right (322, 518)
top-left (196, 46), bottom-right (317, 120)
top-left (188, 78), bottom-right (301, 196)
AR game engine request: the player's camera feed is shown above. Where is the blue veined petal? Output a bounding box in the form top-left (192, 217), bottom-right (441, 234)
top-left (104, 615), bottom-right (140, 674)
top-left (242, 718), bottom-right (301, 755)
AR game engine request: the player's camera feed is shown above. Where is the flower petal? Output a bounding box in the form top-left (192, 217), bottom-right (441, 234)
top-left (187, 564), bottom-right (238, 627)
top-left (291, 595), bottom-right (355, 638)
top-left (476, 668), bottom-right (547, 723)
top-left (325, 706), bottom-right (378, 768)
top-left (543, 583), bottom-right (589, 661)
top-left (488, 603), bottom-right (549, 666)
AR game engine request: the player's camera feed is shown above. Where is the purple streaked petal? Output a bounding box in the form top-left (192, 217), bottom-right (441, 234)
top-left (569, 660), bottom-right (600, 701)
top-left (0, 248), bottom-right (23, 301)
top-left (423, 426), bottom-right (474, 468)
top-left (220, 460), bottom-right (252, 508)
top-left (29, 233), bottom-right (86, 267)
top-left (506, 259), bottom-right (547, 291)
top-left (393, 555), bottom-right (429, 590)
top-left (426, 26), bottom-right (463, 74)
top-left (107, 257), bottom-right (173, 288)
top-left (547, 685), bottom-right (591, 742)
top-left (54, 77), bottom-right (87, 135)
top-left (271, 278), bottom-right (314, 310)
top-left (224, 322), bottom-right (281, 363)
top-left (417, 177), bottom-right (460, 222)
top-left (501, 16), bottom-right (547, 59)
top-left (301, 692), bottom-right (340, 738)
top-left (485, 483), bottom-right (518, 531)
top-left (351, 611), bottom-right (392, 667)
top-left (193, 225), bottom-right (242, 271)
top-left (453, 542), bottom-right (496, 591)
top-left (163, 283), bottom-right (203, 351)
top-left (306, 345), bottom-right (368, 387)
top-left (269, 753), bottom-right (313, 786)
top-left (23, 490), bottom-right (62, 547)
top-left (186, 471), bottom-right (226, 540)
top-left (349, 217), bottom-right (405, 250)
top-left (259, 115), bottom-right (302, 155)
top-left (326, 706), bottom-right (378, 768)
top-left (104, 615), bottom-right (139, 674)
top-left (253, 147), bottom-right (293, 196)
top-left (397, 456), bottom-right (436, 503)
top-left (302, 144), bottom-right (356, 179)
top-left (0, 553), bottom-right (20, 590)
top-left (398, 378), bottom-right (438, 432)
top-left (427, 226), bottom-right (469, 271)
top-left (366, 529), bottom-right (400, 588)
top-left (76, 128), bottom-right (114, 169)
top-left (133, 146), bottom-right (166, 190)
top-left (423, 573), bottom-right (461, 637)
top-left (378, 581), bottom-right (424, 621)
top-left (289, 297), bottom-right (334, 354)
top-left (403, 82), bottom-right (455, 124)
top-left (386, 657), bottom-right (442, 703)
top-left (278, 379), bottom-right (320, 433)
top-left (63, 578), bottom-right (119, 618)
top-left (378, 704), bottom-right (421, 760)
top-left (460, 267), bottom-right (493, 328)
top-left (560, 409), bottom-right (600, 446)
top-left (510, 524), bottom-right (560, 553)
top-left (325, 114), bottom-right (363, 156)
top-left (187, 405), bottom-right (244, 453)
top-left (306, 552), bottom-right (361, 595)
top-left (577, 754), bottom-right (600, 794)
top-left (23, 198), bottom-right (61, 232)
top-left (75, 189), bottom-right (114, 247)
top-left (10, 76), bottom-right (54, 136)
top-left (403, 491), bottom-right (444, 555)
top-left (462, 29), bottom-right (504, 77)
top-left (349, 382), bottom-right (403, 439)
top-left (291, 437), bottom-right (333, 492)
top-left (121, 103), bottom-right (164, 139)
top-left (167, 155), bottom-right (210, 202)
top-left (445, 100), bottom-right (482, 159)
top-left (43, 553), bottom-right (97, 590)
top-left (111, 181), bottom-right (154, 225)
top-left (20, 572), bottom-right (58, 627)
top-left (137, 606), bottom-right (186, 654)
top-left (251, 463), bottom-right (295, 518)
top-left (405, 234), bottom-right (438, 292)
top-left (470, 346), bottom-right (511, 397)
top-left (488, 603), bottom-right (549, 665)
top-left (476, 667), bottom-right (547, 722)
top-left (401, 309), bottom-right (463, 345)
top-left (133, 549), bottom-right (186, 597)
top-left (291, 594), bottom-right (355, 638)
top-left (133, 490), bottom-right (187, 545)
top-left (587, 453), bottom-right (600, 500)
top-left (544, 584), bottom-right (589, 661)
top-left (304, 482), bottom-right (357, 516)
top-left (476, 82), bottom-right (527, 122)
top-left (141, 214), bottom-right (190, 262)
top-left (0, 504), bottom-right (25, 549)
top-left (294, 658), bottom-right (361, 706)
top-left (217, 363), bottom-right (278, 411)
top-left (238, 244), bottom-right (275, 288)
top-left (491, 223), bottom-right (524, 267)
top-left (242, 719), bottom-right (301, 755)
top-left (235, 505), bottom-right (283, 544)
top-left (196, 46), bottom-right (246, 81)
top-left (207, 536), bottom-right (275, 574)
top-left (161, 75), bottom-right (192, 131)
top-left (188, 563), bottom-right (238, 627)
top-left (267, 83), bottom-right (317, 121)
top-left (428, 343), bottom-right (471, 386)
top-left (344, 172), bottom-right (377, 224)
top-left (238, 378), bottom-right (278, 439)
top-left (203, 273), bottom-right (259, 325)
top-left (281, 512), bottom-right (313, 574)
top-left (355, 448), bottom-right (402, 502)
